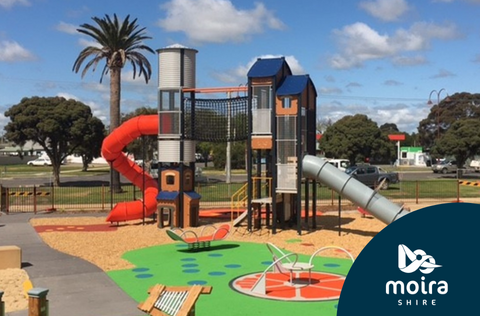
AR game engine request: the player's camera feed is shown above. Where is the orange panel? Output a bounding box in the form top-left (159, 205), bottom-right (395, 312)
top-left (252, 137), bottom-right (272, 149)
top-left (251, 78), bottom-right (273, 85)
top-left (276, 97), bottom-right (298, 115)
top-left (161, 170), bottom-right (180, 191)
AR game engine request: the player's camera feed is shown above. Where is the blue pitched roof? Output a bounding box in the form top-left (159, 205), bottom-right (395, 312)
top-left (157, 191), bottom-right (179, 201)
top-left (247, 57), bottom-right (291, 78)
top-left (276, 75), bottom-right (317, 97)
top-left (185, 191), bottom-right (201, 200)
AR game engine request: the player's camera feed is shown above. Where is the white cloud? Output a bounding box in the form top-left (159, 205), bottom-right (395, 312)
top-left (359, 0), bottom-right (411, 22)
top-left (329, 21), bottom-right (461, 69)
top-left (157, 0), bottom-right (285, 44)
top-left (56, 22), bottom-right (78, 35)
top-left (56, 92), bottom-right (107, 124)
top-left (392, 55), bottom-right (427, 66)
top-left (78, 38), bottom-right (102, 48)
top-left (0, 0), bottom-right (30, 9)
top-left (319, 87), bottom-right (343, 95)
top-left (212, 54), bottom-right (305, 84)
top-left (430, 68), bottom-right (456, 78)
top-left (0, 40), bottom-right (35, 62)
top-left (319, 101), bottom-right (426, 133)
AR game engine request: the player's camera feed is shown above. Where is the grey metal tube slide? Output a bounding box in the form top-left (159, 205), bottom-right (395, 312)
top-left (302, 155), bottom-right (409, 224)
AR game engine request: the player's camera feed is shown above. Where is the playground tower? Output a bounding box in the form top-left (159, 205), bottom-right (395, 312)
top-left (246, 58), bottom-right (318, 234)
top-left (156, 44), bottom-right (200, 228)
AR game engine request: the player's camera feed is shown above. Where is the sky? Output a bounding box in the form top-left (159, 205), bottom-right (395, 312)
top-left (1, 0), bottom-right (480, 134)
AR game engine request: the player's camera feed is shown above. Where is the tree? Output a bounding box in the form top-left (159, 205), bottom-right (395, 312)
top-left (316, 117), bottom-right (333, 134)
top-left (418, 92), bottom-right (480, 151)
top-left (4, 96), bottom-right (104, 185)
top-left (72, 14), bottom-right (154, 192)
top-left (319, 114), bottom-right (393, 164)
top-left (121, 107), bottom-right (157, 161)
top-left (211, 141), bottom-right (246, 170)
top-left (73, 117), bottom-right (106, 171)
top-left (434, 119), bottom-right (480, 168)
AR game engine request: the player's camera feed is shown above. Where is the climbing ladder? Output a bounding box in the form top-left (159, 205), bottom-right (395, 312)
top-left (230, 177), bottom-right (272, 226)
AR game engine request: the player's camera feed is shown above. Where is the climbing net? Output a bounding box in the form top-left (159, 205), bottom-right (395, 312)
top-left (184, 96), bottom-right (248, 142)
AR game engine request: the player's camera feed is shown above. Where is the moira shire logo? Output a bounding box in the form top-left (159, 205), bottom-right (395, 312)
top-left (386, 244), bottom-right (448, 306)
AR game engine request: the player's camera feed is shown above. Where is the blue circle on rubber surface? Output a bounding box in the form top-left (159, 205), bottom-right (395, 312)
top-left (181, 258), bottom-right (196, 262)
top-left (324, 263), bottom-right (340, 268)
top-left (208, 253), bottom-right (223, 257)
top-left (135, 274), bottom-right (153, 279)
top-left (188, 280), bottom-right (208, 285)
top-left (225, 264), bottom-right (241, 268)
top-left (183, 269), bottom-right (200, 273)
top-left (182, 263), bottom-right (199, 268)
top-left (208, 271), bottom-right (226, 276)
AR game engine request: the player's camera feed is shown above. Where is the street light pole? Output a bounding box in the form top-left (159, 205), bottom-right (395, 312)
top-left (427, 88), bottom-right (450, 139)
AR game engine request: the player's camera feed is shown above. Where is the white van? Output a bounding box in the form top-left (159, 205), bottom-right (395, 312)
top-left (327, 159), bottom-right (351, 172)
top-left (470, 160), bottom-right (480, 172)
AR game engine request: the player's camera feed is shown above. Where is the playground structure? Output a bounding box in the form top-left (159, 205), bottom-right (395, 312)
top-left (246, 243), bottom-right (355, 300)
top-left (102, 44), bottom-right (409, 232)
top-left (302, 155), bottom-right (409, 224)
top-left (102, 115), bottom-right (159, 222)
top-left (165, 223), bottom-right (230, 250)
top-left (138, 284), bottom-right (212, 316)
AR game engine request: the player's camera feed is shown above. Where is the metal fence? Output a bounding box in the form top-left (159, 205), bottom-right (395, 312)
top-left (1, 179), bottom-right (479, 214)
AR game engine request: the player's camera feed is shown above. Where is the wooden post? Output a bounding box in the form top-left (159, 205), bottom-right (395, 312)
top-left (0, 290), bottom-right (5, 316)
top-left (415, 181), bottom-right (419, 204)
top-left (28, 288), bottom-right (49, 316)
top-left (33, 185), bottom-right (37, 214)
top-left (456, 179), bottom-right (460, 203)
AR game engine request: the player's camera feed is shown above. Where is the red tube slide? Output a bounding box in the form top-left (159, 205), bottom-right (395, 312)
top-left (102, 115), bottom-right (159, 222)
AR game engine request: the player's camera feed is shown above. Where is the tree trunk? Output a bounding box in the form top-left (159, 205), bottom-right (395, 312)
top-left (82, 159), bottom-right (89, 172)
top-left (52, 163), bottom-right (61, 187)
top-left (110, 67), bottom-right (123, 193)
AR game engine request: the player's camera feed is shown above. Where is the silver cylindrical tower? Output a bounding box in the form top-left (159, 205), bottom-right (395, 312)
top-left (157, 44), bottom-right (198, 163)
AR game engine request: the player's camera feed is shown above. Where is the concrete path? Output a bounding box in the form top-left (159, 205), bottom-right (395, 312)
top-left (0, 212), bottom-right (144, 316)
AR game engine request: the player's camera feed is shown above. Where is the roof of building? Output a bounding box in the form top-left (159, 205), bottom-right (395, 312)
top-left (247, 57), bottom-right (291, 78)
top-left (184, 191), bottom-right (201, 200)
top-left (157, 191), bottom-right (180, 201)
top-left (276, 75), bottom-right (317, 97)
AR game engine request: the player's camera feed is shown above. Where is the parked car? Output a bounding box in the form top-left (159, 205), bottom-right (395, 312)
top-left (431, 160), bottom-right (458, 174)
top-left (345, 164), bottom-right (400, 189)
top-left (326, 158), bottom-right (350, 172)
top-left (27, 157), bottom-right (52, 166)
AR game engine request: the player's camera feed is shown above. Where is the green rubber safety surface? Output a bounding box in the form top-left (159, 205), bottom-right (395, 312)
top-left (107, 241), bottom-right (353, 316)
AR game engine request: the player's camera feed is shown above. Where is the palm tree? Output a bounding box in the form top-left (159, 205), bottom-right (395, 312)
top-left (73, 14), bottom-right (154, 192)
